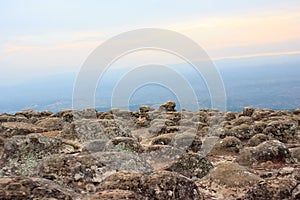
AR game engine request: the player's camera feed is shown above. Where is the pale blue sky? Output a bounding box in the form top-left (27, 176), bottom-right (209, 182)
top-left (0, 0), bottom-right (300, 85)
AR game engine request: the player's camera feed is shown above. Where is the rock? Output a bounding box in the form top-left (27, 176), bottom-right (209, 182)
top-left (175, 132), bottom-right (202, 153)
top-left (103, 126), bottom-right (132, 139)
top-left (35, 117), bottom-right (64, 131)
top-left (252, 109), bottom-right (273, 121)
top-left (231, 124), bottom-right (255, 140)
top-left (237, 140), bottom-right (292, 166)
top-left (148, 120), bottom-right (166, 135)
top-left (204, 162), bottom-right (261, 188)
top-left (166, 112), bottom-right (181, 122)
top-left (84, 189), bottom-right (144, 200)
top-left (150, 131), bottom-right (202, 153)
top-left (159, 101), bottom-right (176, 112)
top-left (225, 111), bottom-right (237, 121)
top-left (243, 177), bottom-right (297, 200)
top-left (139, 105), bottom-right (154, 113)
top-left (0, 133), bottom-right (63, 176)
top-left (60, 119), bottom-right (107, 141)
top-left (210, 136), bottom-right (242, 155)
top-left (0, 136), bottom-right (4, 158)
top-left (233, 116), bottom-right (253, 126)
top-left (109, 137), bottom-right (144, 153)
top-left (0, 176), bottom-right (81, 199)
top-left (292, 184), bottom-right (300, 199)
top-left (263, 120), bottom-right (297, 142)
top-left (294, 108), bottom-right (300, 115)
top-left (36, 152), bottom-right (153, 189)
top-left (16, 110), bottom-right (41, 119)
top-left (82, 139), bottom-right (108, 153)
top-left (135, 118), bottom-right (150, 127)
top-left (180, 118), bottom-right (195, 127)
top-left (98, 171), bottom-right (203, 200)
top-left (115, 109), bottom-right (133, 119)
top-left (252, 121), bottom-right (267, 133)
top-left (0, 114), bottom-right (29, 123)
top-left (165, 152), bottom-right (213, 179)
top-left (73, 108), bottom-right (97, 119)
top-left (40, 110), bottom-right (54, 117)
top-left (243, 107), bottom-right (255, 117)
top-left (291, 147), bottom-right (300, 163)
top-left (151, 133), bottom-right (175, 145)
top-left (247, 133), bottom-right (269, 146)
top-left (0, 122), bottom-right (47, 137)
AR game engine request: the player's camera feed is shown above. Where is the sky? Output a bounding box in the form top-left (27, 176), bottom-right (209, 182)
top-left (0, 0), bottom-right (300, 86)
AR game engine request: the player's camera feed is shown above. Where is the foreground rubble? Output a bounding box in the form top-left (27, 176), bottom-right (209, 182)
top-left (0, 102), bottom-right (299, 199)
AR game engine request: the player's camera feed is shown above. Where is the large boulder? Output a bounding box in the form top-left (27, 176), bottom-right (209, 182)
top-left (0, 133), bottom-right (63, 176)
top-left (84, 189), bottom-right (143, 200)
top-left (243, 177), bottom-right (298, 200)
top-left (247, 133), bottom-right (269, 147)
top-left (237, 140), bottom-right (292, 166)
top-left (243, 107), bottom-right (255, 117)
top-left (165, 152), bottom-right (213, 179)
top-left (0, 176), bottom-right (81, 199)
top-left (35, 117), bottom-right (64, 131)
top-left (16, 110), bottom-right (41, 119)
top-left (203, 162), bottom-right (261, 188)
top-left (210, 136), bottom-right (242, 155)
top-left (159, 101), bottom-right (176, 112)
top-left (98, 170), bottom-right (203, 200)
top-left (0, 122), bottom-right (46, 137)
top-left (263, 120), bottom-right (297, 142)
top-left (35, 152), bottom-right (153, 190)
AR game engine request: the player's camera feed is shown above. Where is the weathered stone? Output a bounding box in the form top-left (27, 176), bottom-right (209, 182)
top-left (291, 147), bottom-right (300, 163)
top-left (104, 126), bottom-right (132, 139)
top-left (225, 111), bottom-right (236, 121)
top-left (165, 152), bottom-right (213, 179)
top-left (210, 136), bottom-right (242, 155)
top-left (84, 189), bottom-right (144, 200)
top-left (110, 137), bottom-right (144, 153)
top-left (237, 140), bottom-right (292, 166)
top-left (16, 110), bottom-right (41, 119)
top-left (233, 116), bottom-right (253, 126)
top-left (0, 122), bottom-right (46, 137)
top-left (204, 162), bottom-right (261, 188)
top-left (0, 115), bottom-right (29, 123)
top-left (36, 152), bottom-right (153, 189)
top-left (82, 139), bottom-right (109, 153)
top-left (243, 177), bottom-right (297, 200)
top-left (159, 101), bottom-right (176, 112)
top-left (35, 117), bottom-right (64, 131)
top-left (0, 176), bottom-right (81, 199)
top-left (243, 107), bottom-right (255, 117)
top-left (263, 120), bottom-right (297, 142)
top-left (247, 133), bottom-right (269, 146)
top-left (151, 133), bottom-right (175, 145)
top-left (231, 124), bottom-right (255, 140)
top-left (98, 171), bottom-right (203, 200)
top-left (139, 105), bottom-right (154, 113)
top-left (170, 132), bottom-right (202, 153)
top-left (294, 108), bottom-right (300, 115)
top-left (0, 133), bottom-right (63, 176)
top-left (60, 119), bottom-right (107, 141)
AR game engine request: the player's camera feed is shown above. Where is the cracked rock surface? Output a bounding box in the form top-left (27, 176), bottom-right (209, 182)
top-left (0, 103), bottom-right (299, 199)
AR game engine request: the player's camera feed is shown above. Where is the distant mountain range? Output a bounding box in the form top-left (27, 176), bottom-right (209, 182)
top-left (1, 53), bottom-right (299, 114)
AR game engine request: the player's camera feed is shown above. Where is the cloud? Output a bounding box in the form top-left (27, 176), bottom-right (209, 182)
top-left (0, 10), bottom-right (299, 82)
top-left (170, 11), bottom-right (300, 52)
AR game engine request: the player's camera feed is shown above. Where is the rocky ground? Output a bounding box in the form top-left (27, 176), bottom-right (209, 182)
top-left (0, 102), bottom-right (299, 199)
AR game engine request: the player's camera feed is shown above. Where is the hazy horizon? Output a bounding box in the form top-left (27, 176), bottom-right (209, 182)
top-left (0, 1), bottom-right (299, 113)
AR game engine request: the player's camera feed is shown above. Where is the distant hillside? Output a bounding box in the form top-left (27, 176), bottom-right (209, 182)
top-left (0, 54), bottom-right (299, 114)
